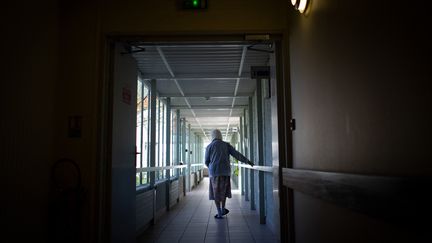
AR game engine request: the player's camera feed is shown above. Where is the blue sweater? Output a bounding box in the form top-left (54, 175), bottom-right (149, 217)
top-left (205, 139), bottom-right (249, 177)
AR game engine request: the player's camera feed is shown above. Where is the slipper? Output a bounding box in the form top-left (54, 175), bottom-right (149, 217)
top-left (214, 214), bottom-right (224, 219)
top-left (223, 208), bottom-right (230, 215)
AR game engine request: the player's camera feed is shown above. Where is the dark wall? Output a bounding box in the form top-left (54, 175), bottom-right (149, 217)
top-left (290, 0), bottom-right (431, 175)
top-left (288, 0), bottom-right (431, 242)
top-left (2, 1), bottom-right (58, 242)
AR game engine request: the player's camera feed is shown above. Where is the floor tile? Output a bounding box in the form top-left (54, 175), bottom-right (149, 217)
top-left (138, 178), bottom-right (279, 243)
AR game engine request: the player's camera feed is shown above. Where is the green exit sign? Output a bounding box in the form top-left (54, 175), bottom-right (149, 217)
top-left (182, 0), bottom-right (207, 9)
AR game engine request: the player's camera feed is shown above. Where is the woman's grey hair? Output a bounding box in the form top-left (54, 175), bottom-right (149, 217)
top-left (211, 129), bottom-right (223, 140)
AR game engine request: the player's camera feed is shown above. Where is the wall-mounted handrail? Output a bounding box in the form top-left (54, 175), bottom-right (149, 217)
top-left (234, 163), bottom-right (273, 173)
top-left (137, 165), bottom-right (187, 173)
top-left (190, 163), bottom-right (204, 167)
top-left (281, 168), bottom-right (432, 223)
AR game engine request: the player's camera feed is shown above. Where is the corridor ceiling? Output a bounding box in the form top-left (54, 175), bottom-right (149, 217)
top-left (132, 43), bottom-right (271, 142)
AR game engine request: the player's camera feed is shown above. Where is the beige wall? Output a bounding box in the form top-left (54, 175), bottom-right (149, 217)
top-left (288, 0), bottom-right (431, 242)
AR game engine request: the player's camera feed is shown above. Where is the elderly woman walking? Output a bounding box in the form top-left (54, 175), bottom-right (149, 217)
top-left (205, 129), bottom-right (254, 219)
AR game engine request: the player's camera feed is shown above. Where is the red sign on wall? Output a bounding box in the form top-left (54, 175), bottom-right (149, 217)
top-left (122, 87), bottom-right (131, 105)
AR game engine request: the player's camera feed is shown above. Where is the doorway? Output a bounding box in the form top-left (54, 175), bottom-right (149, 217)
top-left (98, 34), bottom-right (290, 243)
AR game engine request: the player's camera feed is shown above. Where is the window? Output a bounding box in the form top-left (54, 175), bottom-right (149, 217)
top-left (136, 78), bottom-right (150, 186)
top-left (161, 99), bottom-right (166, 178)
top-left (136, 80), bottom-right (177, 185)
top-left (156, 97), bottom-right (168, 181)
top-left (155, 97), bottom-right (160, 180)
top-left (171, 111), bottom-right (177, 176)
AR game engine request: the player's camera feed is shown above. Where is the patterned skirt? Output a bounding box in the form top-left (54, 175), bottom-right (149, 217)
top-left (209, 176), bottom-right (232, 201)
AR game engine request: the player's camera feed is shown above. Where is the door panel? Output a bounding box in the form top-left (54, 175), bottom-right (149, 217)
top-left (111, 43), bottom-right (137, 243)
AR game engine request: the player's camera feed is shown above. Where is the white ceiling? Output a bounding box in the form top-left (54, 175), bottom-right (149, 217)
top-left (132, 43), bottom-right (271, 142)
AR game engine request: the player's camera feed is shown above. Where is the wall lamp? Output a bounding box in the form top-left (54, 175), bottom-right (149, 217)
top-left (291, 0), bottom-right (309, 14)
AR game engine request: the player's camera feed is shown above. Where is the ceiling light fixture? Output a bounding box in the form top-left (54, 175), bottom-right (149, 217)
top-left (291, 0), bottom-right (309, 14)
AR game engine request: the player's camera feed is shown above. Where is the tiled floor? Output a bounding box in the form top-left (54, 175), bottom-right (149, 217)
top-left (137, 178), bottom-right (279, 243)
